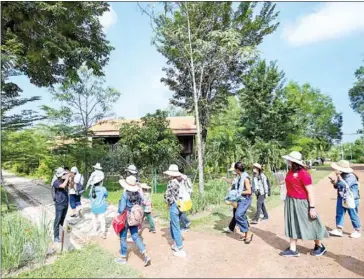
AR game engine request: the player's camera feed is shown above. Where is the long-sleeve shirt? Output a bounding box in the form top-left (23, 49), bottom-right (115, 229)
top-left (164, 179), bottom-right (180, 205)
top-left (142, 192), bottom-right (152, 213)
top-left (253, 173), bottom-right (269, 196)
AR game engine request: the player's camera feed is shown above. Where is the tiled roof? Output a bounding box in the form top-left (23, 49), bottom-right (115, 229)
top-left (89, 116), bottom-right (197, 136)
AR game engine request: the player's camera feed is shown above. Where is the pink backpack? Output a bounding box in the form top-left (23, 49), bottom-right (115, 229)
top-left (127, 204), bottom-right (144, 226)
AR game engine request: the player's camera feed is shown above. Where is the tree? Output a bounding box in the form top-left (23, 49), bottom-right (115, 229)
top-left (141, 2), bottom-right (279, 192)
top-left (166, 104), bottom-right (189, 117)
top-left (1, 2), bottom-right (114, 132)
top-left (115, 110), bottom-right (182, 190)
top-left (238, 60), bottom-right (299, 144)
top-left (349, 60), bottom-right (364, 127)
top-left (284, 82), bottom-right (343, 158)
top-left (42, 66), bottom-right (121, 178)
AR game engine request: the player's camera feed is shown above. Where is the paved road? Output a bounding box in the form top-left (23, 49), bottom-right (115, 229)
top-left (2, 170), bottom-right (118, 249)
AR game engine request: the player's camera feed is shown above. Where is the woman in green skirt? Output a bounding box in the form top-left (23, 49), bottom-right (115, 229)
top-left (280, 151), bottom-right (329, 257)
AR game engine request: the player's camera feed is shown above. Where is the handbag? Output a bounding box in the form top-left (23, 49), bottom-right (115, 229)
top-left (342, 180), bottom-right (356, 209)
top-left (112, 210), bottom-right (127, 234)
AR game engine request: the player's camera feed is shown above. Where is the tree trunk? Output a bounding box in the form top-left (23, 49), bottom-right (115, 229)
top-left (186, 4), bottom-right (204, 194)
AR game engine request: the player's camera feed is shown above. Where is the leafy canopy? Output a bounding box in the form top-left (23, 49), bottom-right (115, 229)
top-left (348, 60), bottom-right (364, 127)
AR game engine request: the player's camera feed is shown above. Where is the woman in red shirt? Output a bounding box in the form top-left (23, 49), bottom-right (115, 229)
top-left (280, 151), bottom-right (328, 257)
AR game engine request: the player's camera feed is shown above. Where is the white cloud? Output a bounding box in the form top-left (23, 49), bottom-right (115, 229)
top-left (283, 2), bottom-right (364, 46)
top-left (99, 6), bottom-right (118, 32)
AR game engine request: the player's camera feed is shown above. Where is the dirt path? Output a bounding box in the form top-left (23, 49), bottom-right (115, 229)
top-left (96, 166), bottom-right (364, 278)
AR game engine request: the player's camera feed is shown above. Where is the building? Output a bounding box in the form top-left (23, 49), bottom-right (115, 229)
top-left (89, 116), bottom-right (197, 161)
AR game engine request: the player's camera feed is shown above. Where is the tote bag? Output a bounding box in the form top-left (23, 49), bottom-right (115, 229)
top-left (112, 210), bottom-right (127, 234)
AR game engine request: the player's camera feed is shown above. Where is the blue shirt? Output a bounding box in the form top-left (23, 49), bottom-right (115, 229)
top-left (118, 191), bottom-right (142, 214)
top-left (53, 179), bottom-right (69, 204)
top-left (89, 186), bottom-right (108, 214)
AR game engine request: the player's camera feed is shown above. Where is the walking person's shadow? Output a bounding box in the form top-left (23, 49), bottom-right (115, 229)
top-left (251, 227), bottom-right (364, 277)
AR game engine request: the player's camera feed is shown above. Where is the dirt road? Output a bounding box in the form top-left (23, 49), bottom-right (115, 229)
top-left (97, 166), bottom-right (364, 278)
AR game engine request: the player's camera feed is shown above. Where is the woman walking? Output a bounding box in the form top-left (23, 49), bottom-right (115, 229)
top-left (89, 171), bottom-right (108, 239)
top-left (233, 162), bottom-right (254, 243)
top-left (164, 164), bottom-right (186, 257)
top-left (280, 151), bottom-right (328, 257)
top-left (251, 163), bottom-right (269, 224)
top-left (115, 176), bottom-right (151, 266)
top-left (329, 160), bottom-right (361, 238)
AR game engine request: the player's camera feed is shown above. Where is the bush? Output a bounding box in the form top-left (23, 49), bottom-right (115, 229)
top-left (1, 212), bottom-right (50, 273)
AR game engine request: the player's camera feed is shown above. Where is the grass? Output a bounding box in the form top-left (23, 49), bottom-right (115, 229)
top-left (15, 245), bottom-right (141, 278)
top-left (1, 211), bottom-right (50, 274)
top-left (309, 169), bottom-right (332, 184)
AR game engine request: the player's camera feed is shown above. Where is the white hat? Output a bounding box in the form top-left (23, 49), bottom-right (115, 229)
top-left (93, 163), bottom-right (102, 170)
top-left (140, 183), bottom-right (151, 189)
top-left (163, 164), bottom-right (183, 177)
top-left (119, 176), bottom-right (139, 192)
top-left (282, 151), bottom-right (306, 167)
top-left (331, 160), bottom-right (353, 173)
top-left (71, 166), bottom-right (78, 173)
top-left (253, 163), bottom-right (262, 170)
top-left (55, 167), bottom-right (67, 178)
top-left (125, 164), bottom-right (138, 174)
top-left (228, 163), bottom-right (236, 172)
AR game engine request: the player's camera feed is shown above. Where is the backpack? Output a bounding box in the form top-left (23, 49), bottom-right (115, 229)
top-left (126, 192), bottom-right (144, 226)
top-left (177, 179), bottom-right (192, 212)
top-left (342, 180), bottom-right (356, 209)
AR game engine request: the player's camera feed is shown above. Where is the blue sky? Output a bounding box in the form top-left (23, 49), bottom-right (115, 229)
top-left (11, 2), bottom-right (364, 142)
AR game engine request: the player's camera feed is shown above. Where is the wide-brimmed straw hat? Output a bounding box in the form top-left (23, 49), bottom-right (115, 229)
top-left (93, 163), bottom-right (102, 170)
top-left (119, 176), bottom-right (139, 192)
top-left (253, 163), bottom-right (262, 170)
top-left (282, 151), bottom-right (306, 167)
top-left (140, 183), bottom-right (151, 189)
top-left (331, 160), bottom-right (353, 173)
top-left (55, 167), bottom-right (67, 178)
top-left (164, 164), bottom-right (183, 177)
top-left (125, 164), bottom-right (138, 174)
top-left (228, 163), bottom-right (236, 172)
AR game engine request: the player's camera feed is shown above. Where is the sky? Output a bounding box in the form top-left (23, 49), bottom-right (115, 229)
top-left (10, 2), bottom-right (364, 143)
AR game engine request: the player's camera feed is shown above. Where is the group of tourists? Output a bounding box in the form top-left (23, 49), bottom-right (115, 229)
top-left (51, 162), bottom-right (192, 266)
top-left (51, 150), bottom-right (360, 266)
top-left (222, 151), bottom-right (361, 258)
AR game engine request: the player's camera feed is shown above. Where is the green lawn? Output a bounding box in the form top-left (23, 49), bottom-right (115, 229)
top-left (15, 245), bottom-right (141, 278)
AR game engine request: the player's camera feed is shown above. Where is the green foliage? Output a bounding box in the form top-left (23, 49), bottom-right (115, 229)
top-left (103, 110), bottom-right (182, 176)
top-left (146, 1), bottom-right (279, 144)
top-left (2, 2), bottom-right (113, 88)
top-left (349, 60), bottom-right (364, 127)
top-left (284, 82), bottom-right (343, 158)
top-left (1, 2), bottom-right (113, 132)
top-left (15, 245), bottom-right (140, 278)
top-left (238, 60), bottom-right (299, 145)
top-left (1, 212), bottom-right (50, 273)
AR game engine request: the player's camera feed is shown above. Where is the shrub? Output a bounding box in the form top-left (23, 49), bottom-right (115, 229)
top-left (1, 212), bottom-right (50, 273)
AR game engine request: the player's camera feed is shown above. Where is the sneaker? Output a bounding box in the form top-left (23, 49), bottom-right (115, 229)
top-left (250, 220), bottom-right (259, 225)
top-left (127, 237), bottom-right (134, 243)
top-left (222, 227), bottom-right (233, 233)
top-left (70, 214), bottom-right (77, 218)
top-left (350, 231), bottom-right (361, 239)
top-left (185, 222), bottom-right (192, 228)
top-left (149, 228), bottom-right (156, 233)
top-left (279, 248), bottom-right (300, 257)
top-left (181, 228), bottom-right (189, 233)
top-left (171, 243), bottom-right (183, 252)
top-left (311, 244), bottom-right (327, 256)
top-left (173, 250), bottom-right (187, 258)
top-left (261, 217), bottom-right (269, 221)
top-left (54, 238), bottom-right (61, 243)
top-left (101, 232), bottom-right (107, 239)
top-left (144, 255), bottom-right (151, 267)
top-left (115, 257), bottom-right (127, 265)
top-left (329, 228), bottom-right (343, 237)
